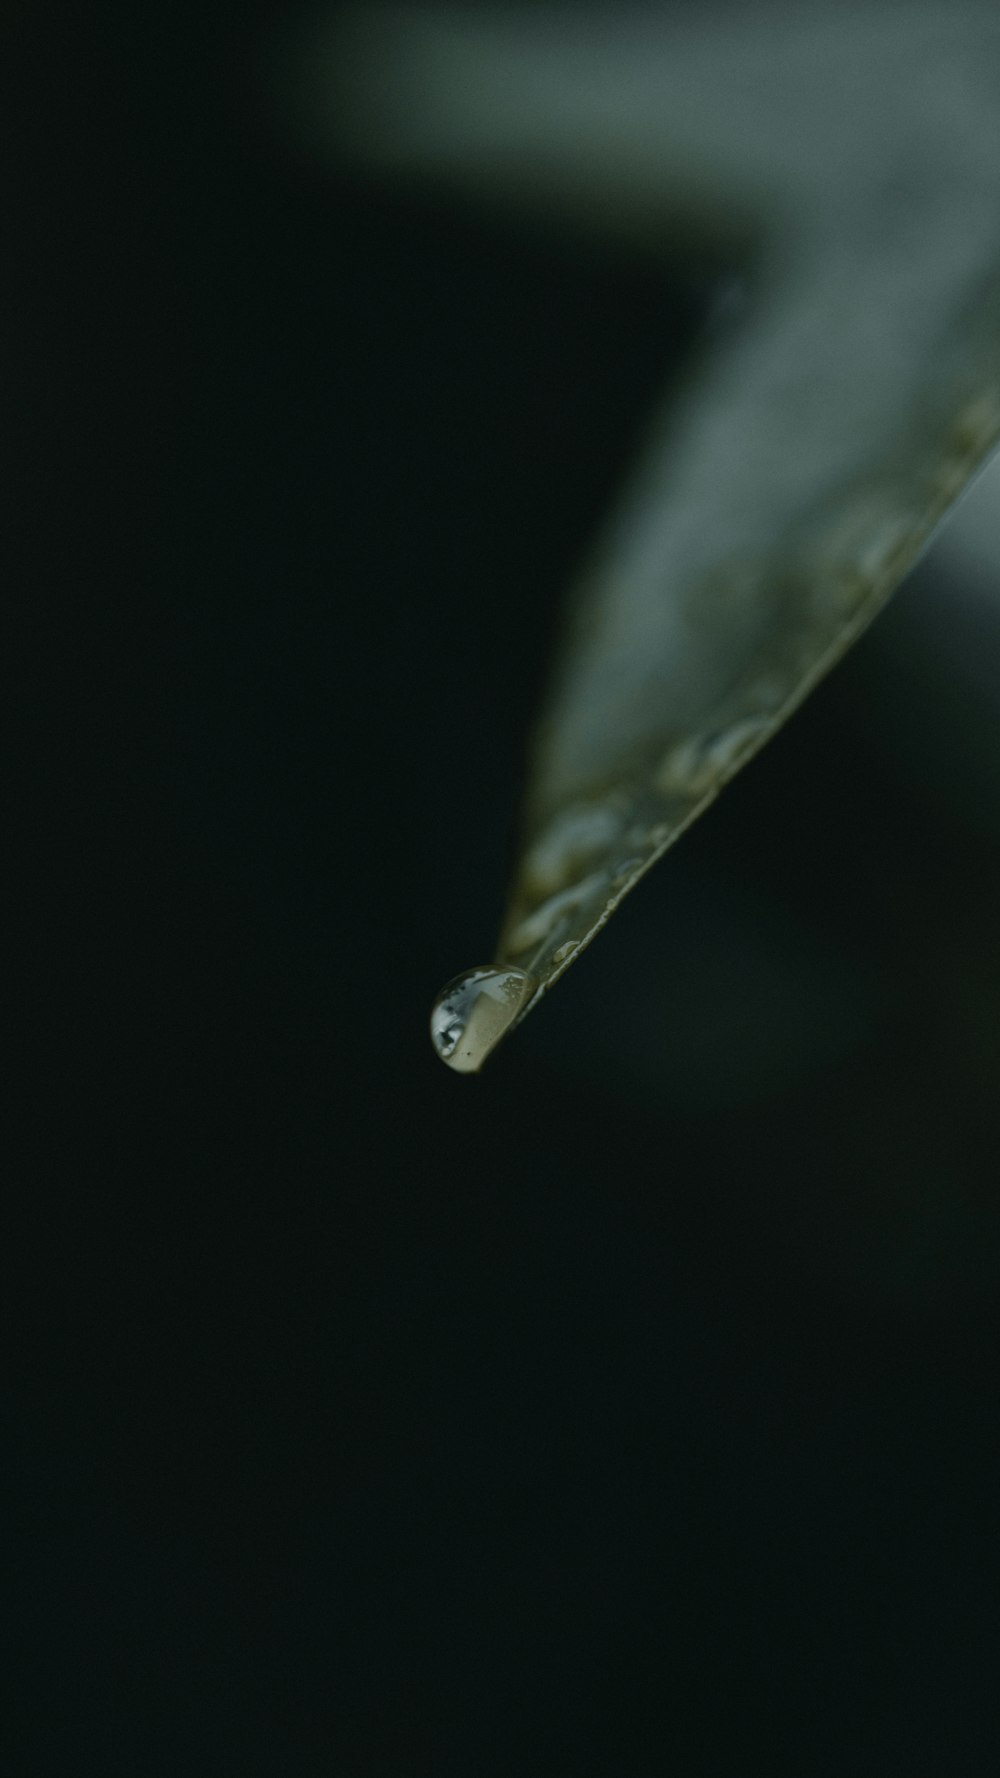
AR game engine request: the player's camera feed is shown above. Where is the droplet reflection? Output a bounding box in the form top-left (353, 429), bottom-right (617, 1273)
top-left (430, 966), bottom-right (536, 1073)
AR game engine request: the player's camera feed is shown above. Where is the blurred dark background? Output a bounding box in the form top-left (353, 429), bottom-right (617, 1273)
top-left (9, 2), bottom-right (1000, 1771)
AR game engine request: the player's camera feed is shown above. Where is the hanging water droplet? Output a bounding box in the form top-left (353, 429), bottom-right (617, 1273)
top-left (429, 966), bottom-right (536, 1073)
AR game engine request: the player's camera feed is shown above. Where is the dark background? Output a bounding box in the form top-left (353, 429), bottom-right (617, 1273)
top-left (10, 3), bottom-right (1000, 1771)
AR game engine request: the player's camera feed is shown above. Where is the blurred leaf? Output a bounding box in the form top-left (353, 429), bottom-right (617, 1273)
top-left (295, 2), bottom-right (1000, 1067)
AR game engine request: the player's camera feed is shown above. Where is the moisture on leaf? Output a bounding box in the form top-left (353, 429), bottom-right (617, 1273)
top-left (293, 1), bottom-right (1000, 1069)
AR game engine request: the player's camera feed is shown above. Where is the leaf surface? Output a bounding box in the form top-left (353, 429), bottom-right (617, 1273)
top-left (296, 2), bottom-right (1000, 1066)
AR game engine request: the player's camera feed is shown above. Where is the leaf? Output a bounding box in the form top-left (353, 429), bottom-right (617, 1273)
top-left (294, 1), bottom-right (1000, 1068)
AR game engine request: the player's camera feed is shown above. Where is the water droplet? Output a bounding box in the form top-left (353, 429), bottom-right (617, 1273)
top-left (523, 803), bottom-right (622, 896)
top-left (657, 715), bottom-right (773, 797)
top-left (429, 966), bottom-right (535, 1073)
top-left (609, 855), bottom-right (645, 892)
top-left (505, 871), bottom-right (609, 957)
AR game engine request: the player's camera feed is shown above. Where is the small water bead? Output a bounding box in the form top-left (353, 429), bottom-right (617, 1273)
top-left (656, 714), bottom-right (774, 798)
top-left (429, 966), bottom-right (535, 1073)
top-left (812, 502), bottom-right (915, 614)
top-left (610, 856), bottom-right (645, 893)
top-left (522, 803), bottom-right (622, 897)
top-left (505, 870), bottom-right (610, 956)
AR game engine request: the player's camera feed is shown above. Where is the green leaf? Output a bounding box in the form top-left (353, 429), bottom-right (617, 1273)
top-left (293, 2), bottom-right (1000, 1068)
